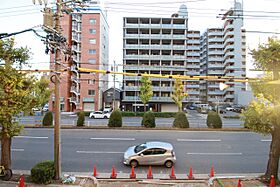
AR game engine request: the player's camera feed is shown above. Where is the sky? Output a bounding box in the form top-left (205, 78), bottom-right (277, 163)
top-left (1, 0), bottom-right (280, 85)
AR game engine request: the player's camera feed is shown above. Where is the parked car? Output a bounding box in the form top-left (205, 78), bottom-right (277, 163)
top-left (42, 104), bottom-right (49, 112)
top-left (123, 141), bottom-right (176, 168)
top-left (226, 106), bottom-right (235, 111)
top-left (89, 111), bottom-right (111, 119)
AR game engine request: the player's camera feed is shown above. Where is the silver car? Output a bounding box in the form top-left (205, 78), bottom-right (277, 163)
top-left (123, 141), bottom-right (176, 168)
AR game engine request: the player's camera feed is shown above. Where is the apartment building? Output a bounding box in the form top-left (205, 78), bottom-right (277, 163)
top-left (122, 5), bottom-right (201, 112)
top-left (49, 0), bottom-right (109, 112)
top-left (200, 1), bottom-right (246, 105)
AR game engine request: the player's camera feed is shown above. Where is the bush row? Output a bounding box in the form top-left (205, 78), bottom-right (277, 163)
top-left (42, 110), bottom-right (223, 129)
top-left (74, 111), bottom-right (177, 118)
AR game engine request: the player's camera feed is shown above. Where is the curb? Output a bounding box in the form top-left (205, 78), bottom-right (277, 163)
top-left (22, 125), bottom-right (250, 132)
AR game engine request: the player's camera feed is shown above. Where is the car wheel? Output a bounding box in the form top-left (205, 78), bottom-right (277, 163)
top-left (90, 116), bottom-right (95, 119)
top-left (104, 116), bottom-right (108, 119)
top-left (164, 160), bottom-right (173, 168)
top-left (130, 160), bottom-right (138, 168)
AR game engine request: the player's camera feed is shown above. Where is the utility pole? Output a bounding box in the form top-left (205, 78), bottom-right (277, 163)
top-left (54, 0), bottom-right (62, 180)
top-left (34, 0), bottom-right (89, 181)
top-left (113, 60), bottom-right (116, 110)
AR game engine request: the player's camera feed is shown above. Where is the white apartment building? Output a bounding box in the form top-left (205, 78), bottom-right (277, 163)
top-left (122, 5), bottom-right (200, 112)
top-left (200, 1), bottom-right (246, 105)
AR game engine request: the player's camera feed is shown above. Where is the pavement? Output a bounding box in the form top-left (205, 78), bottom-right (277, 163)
top-left (0, 170), bottom-right (277, 187)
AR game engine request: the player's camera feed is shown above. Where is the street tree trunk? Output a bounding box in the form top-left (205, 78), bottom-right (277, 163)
top-left (144, 103), bottom-right (146, 112)
top-left (1, 127), bottom-right (12, 169)
top-left (265, 125), bottom-right (280, 182)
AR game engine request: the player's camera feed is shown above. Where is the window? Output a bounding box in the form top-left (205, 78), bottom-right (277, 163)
top-left (88, 79), bottom-right (95, 84)
top-left (90, 18), bottom-right (96, 24)
top-left (89, 49), bottom-right (96, 54)
top-left (89, 29), bottom-right (96, 34)
top-left (153, 148), bottom-right (167, 155)
top-left (89, 39), bottom-right (96, 44)
top-left (142, 149), bottom-right (153, 155)
top-left (88, 59), bottom-right (96, 64)
top-left (88, 90), bottom-right (95, 96)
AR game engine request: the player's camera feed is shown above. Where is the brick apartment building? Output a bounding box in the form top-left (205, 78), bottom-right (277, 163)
top-left (49, 0), bottom-right (109, 112)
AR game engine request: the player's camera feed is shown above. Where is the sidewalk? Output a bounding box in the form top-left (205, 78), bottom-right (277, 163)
top-left (0, 171), bottom-right (274, 187)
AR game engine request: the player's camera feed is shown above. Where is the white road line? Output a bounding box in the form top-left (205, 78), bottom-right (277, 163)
top-left (76, 151), bottom-right (123, 154)
top-left (187, 152), bottom-right (242, 156)
top-left (177, 139), bottom-right (221, 142)
top-left (15, 136), bottom-right (48, 139)
top-left (261, 139), bottom-right (272, 142)
top-left (12, 149), bottom-right (24, 152)
top-left (90, 138), bottom-right (135, 141)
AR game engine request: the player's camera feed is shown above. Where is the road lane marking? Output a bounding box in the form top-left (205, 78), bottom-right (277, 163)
top-left (76, 151), bottom-right (123, 154)
top-left (12, 149), bottom-right (24, 152)
top-left (187, 152), bottom-right (242, 155)
top-left (261, 139), bottom-right (272, 142)
top-left (15, 136), bottom-right (48, 139)
top-left (177, 139), bottom-right (221, 142)
top-left (90, 138), bottom-right (135, 141)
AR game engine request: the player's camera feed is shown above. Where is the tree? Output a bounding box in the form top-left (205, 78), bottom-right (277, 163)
top-left (139, 75), bottom-right (153, 112)
top-left (243, 37), bottom-right (280, 182)
top-left (171, 79), bottom-right (187, 111)
top-left (33, 77), bottom-right (51, 109)
top-left (0, 38), bottom-right (35, 170)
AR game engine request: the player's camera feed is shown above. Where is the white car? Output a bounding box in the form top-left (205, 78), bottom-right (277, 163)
top-left (226, 107), bottom-right (234, 111)
top-left (89, 111), bottom-right (110, 119)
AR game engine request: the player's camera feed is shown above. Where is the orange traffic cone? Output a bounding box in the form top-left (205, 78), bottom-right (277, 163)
top-left (169, 165), bottom-right (176, 179)
top-left (130, 166), bottom-right (136, 179)
top-left (209, 165), bottom-right (215, 177)
top-left (188, 166), bottom-right (194, 179)
top-left (147, 166), bottom-right (153, 179)
top-left (19, 175), bottom-right (24, 187)
top-left (93, 165), bottom-right (97, 177)
top-left (269, 175), bottom-right (275, 187)
top-left (237, 179), bottom-right (242, 187)
top-left (110, 165), bottom-right (117, 179)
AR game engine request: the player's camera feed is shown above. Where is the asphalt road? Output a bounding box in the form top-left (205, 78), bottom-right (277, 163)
top-left (9, 128), bottom-right (279, 175)
top-left (17, 110), bottom-right (244, 128)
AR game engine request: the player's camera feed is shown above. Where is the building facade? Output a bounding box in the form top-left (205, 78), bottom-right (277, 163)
top-left (200, 1), bottom-right (246, 105)
top-left (49, 0), bottom-right (109, 112)
top-left (122, 1), bottom-right (246, 111)
top-left (122, 5), bottom-right (200, 112)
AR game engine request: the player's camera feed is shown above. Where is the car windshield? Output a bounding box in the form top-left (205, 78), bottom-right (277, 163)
top-left (134, 144), bottom-right (147, 153)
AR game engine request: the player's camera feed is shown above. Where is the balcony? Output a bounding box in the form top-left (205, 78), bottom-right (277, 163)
top-left (208, 70), bottom-right (224, 75)
top-left (124, 86), bottom-right (139, 91)
top-left (71, 76), bottom-right (80, 83)
top-left (70, 65), bottom-right (79, 74)
top-left (70, 97), bottom-right (80, 104)
top-left (72, 45), bottom-right (81, 52)
top-left (153, 86), bottom-right (172, 91)
top-left (187, 91), bottom-right (200, 95)
top-left (125, 34), bottom-right (139, 38)
top-left (125, 23), bottom-right (139, 28)
top-left (187, 46), bottom-right (200, 50)
top-left (70, 86), bottom-right (80, 95)
top-left (173, 45), bottom-right (185, 50)
top-left (172, 35), bottom-right (186, 39)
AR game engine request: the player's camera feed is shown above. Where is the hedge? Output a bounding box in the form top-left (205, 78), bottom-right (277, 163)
top-left (31, 160), bottom-right (55, 184)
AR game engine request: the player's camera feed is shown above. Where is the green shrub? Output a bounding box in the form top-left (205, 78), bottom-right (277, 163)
top-left (108, 109), bottom-right (122, 127)
top-left (173, 111), bottom-right (189, 128)
top-left (207, 111), bottom-right (222, 128)
top-left (77, 111), bottom-right (85, 126)
top-left (141, 111), bottom-right (156, 128)
top-left (42, 111), bottom-right (53, 126)
top-left (31, 160), bottom-right (55, 184)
